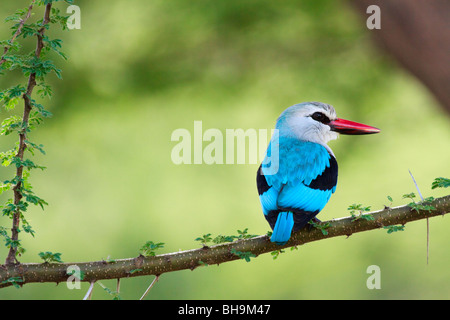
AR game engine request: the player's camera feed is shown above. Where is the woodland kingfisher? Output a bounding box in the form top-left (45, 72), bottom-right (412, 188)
top-left (257, 102), bottom-right (380, 245)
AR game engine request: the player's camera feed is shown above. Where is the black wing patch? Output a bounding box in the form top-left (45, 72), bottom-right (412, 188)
top-left (256, 164), bottom-right (271, 195)
top-left (308, 155), bottom-right (338, 191)
top-left (265, 209), bottom-right (320, 232)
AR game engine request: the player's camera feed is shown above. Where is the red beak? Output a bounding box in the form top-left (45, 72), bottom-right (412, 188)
top-left (329, 118), bottom-right (380, 135)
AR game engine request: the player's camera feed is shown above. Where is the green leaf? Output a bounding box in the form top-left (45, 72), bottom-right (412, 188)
top-left (1, 277), bottom-right (24, 289)
top-left (402, 193), bottom-right (416, 200)
top-left (431, 177), bottom-right (450, 189)
top-left (42, 36), bottom-right (68, 60)
top-left (21, 56), bottom-right (62, 79)
top-left (139, 241), bottom-right (165, 257)
top-left (36, 83), bottom-right (53, 99)
top-left (0, 85), bottom-right (26, 110)
top-left (408, 202), bottom-right (436, 214)
top-left (236, 228), bottom-right (257, 240)
top-left (5, 237), bottom-right (21, 249)
top-left (198, 260), bottom-right (209, 267)
top-left (38, 251), bottom-right (63, 263)
top-left (1, 116), bottom-right (22, 136)
top-left (128, 268), bottom-right (142, 275)
top-left (30, 99), bottom-right (53, 118)
top-left (11, 157), bottom-right (46, 171)
top-left (308, 220), bottom-right (331, 235)
top-left (212, 234), bottom-right (235, 244)
top-left (230, 249), bottom-right (256, 262)
top-left (271, 249), bottom-right (284, 260)
top-left (347, 203), bottom-right (372, 221)
top-left (383, 225), bottom-right (405, 234)
top-left (22, 223), bottom-right (35, 237)
top-left (5, 7), bottom-right (29, 23)
top-left (25, 140), bottom-right (46, 155)
top-left (195, 233), bottom-right (213, 246)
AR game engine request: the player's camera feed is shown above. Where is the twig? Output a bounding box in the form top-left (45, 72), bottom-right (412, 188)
top-left (0, 0), bottom-right (36, 66)
top-left (140, 275), bottom-right (160, 300)
top-left (83, 281), bottom-right (95, 300)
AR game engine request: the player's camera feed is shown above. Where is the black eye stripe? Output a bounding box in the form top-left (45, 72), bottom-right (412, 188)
top-left (311, 112), bottom-right (330, 124)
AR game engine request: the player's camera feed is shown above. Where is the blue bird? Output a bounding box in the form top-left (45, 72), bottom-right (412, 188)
top-left (257, 102), bottom-right (380, 245)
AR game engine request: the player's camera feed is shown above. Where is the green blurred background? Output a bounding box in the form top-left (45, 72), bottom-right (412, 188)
top-left (0, 0), bottom-right (449, 299)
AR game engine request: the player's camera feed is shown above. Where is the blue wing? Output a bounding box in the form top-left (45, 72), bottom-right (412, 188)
top-left (257, 138), bottom-right (338, 245)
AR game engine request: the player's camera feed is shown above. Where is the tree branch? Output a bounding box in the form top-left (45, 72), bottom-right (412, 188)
top-left (0, 0), bottom-right (36, 67)
top-left (5, 2), bottom-right (53, 266)
top-left (1, 195), bottom-right (448, 289)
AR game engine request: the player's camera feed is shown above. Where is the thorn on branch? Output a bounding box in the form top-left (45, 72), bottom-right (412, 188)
top-left (140, 275), bottom-right (160, 300)
top-left (83, 281), bottom-right (95, 300)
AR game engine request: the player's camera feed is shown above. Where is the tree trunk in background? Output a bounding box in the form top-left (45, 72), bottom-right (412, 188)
top-left (350, 0), bottom-right (450, 114)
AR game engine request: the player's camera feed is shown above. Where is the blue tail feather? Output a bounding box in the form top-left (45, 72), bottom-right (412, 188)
top-left (271, 211), bottom-right (294, 245)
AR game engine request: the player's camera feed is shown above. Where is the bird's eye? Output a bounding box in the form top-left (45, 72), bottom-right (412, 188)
top-left (311, 112), bottom-right (330, 124)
